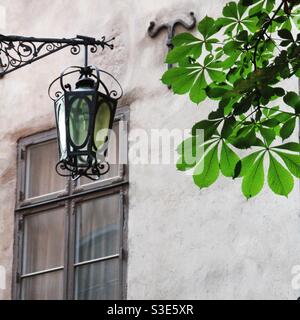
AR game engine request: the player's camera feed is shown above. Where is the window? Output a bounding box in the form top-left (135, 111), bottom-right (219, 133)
top-left (13, 107), bottom-right (128, 300)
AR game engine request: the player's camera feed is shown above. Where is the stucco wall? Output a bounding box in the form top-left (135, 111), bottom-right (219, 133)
top-left (0, 0), bottom-right (300, 300)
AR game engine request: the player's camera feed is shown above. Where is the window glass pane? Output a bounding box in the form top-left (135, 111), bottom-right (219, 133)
top-left (22, 208), bottom-right (65, 274)
top-left (75, 194), bottom-right (120, 263)
top-left (75, 259), bottom-right (120, 300)
top-left (25, 140), bottom-right (66, 198)
top-left (80, 122), bottom-right (120, 185)
top-left (21, 270), bottom-right (63, 300)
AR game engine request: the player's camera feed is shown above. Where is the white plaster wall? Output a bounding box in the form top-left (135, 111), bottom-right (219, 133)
top-left (0, 0), bottom-right (300, 300)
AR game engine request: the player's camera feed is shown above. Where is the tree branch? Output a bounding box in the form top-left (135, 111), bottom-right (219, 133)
top-left (253, 1), bottom-right (285, 70)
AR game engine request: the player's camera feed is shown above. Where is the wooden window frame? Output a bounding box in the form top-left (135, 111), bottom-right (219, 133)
top-left (13, 106), bottom-right (129, 300)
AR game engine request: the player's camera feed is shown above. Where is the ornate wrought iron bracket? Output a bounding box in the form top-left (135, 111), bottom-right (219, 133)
top-left (148, 12), bottom-right (196, 71)
top-left (0, 34), bottom-right (114, 77)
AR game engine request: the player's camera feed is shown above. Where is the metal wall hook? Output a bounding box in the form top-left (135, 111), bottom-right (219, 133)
top-left (148, 12), bottom-right (197, 72)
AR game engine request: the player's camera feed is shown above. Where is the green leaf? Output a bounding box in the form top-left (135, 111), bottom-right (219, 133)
top-left (190, 87), bottom-right (206, 104)
top-left (260, 86), bottom-right (275, 99)
top-left (224, 41), bottom-right (242, 55)
top-left (273, 112), bottom-right (292, 123)
top-left (221, 116), bottom-right (236, 138)
top-left (261, 118), bottom-right (280, 128)
top-left (275, 151), bottom-right (300, 178)
top-left (233, 95), bottom-right (253, 115)
top-left (262, 106), bottom-right (279, 118)
top-left (198, 16), bottom-right (218, 39)
top-left (280, 117), bottom-right (296, 140)
top-left (284, 92), bottom-right (300, 112)
top-left (206, 86), bottom-right (228, 99)
top-left (220, 142), bottom-right (240, 177)
top-left (193, 144), bottom-right (220, 189)
top-left (162, 67), bottom-right (196, 85)
top-left (209, 108), bottom-right (224, 120)
top-left (238, 151), bottom-right (262, 177)
top-left (242, 153), bottom-right (265, 199)
top-left (177, 157), bottom-right (196, 171)
top-left (233, 160), bottom-right (242, 179)
top-left (249, 1), bottom-right (263, 16)
top-left (259, 127), bottom-right (276, 146)
top-left (239, 0), bottom-right (261, 6)
top-left (237, 2), bottom-right (247, 17)
top-left (172, 73), bottom-right (196, 94)
top-left (242, 20), bottom-right (259, 33)
top-left (278, 29), bottom-right (294, 41)
top-left (215, 17), bottom-right (235, 29)
top-left (192, 120), bottom-right (220, 139)
top-left (268, 153), bottom-right (294, 197)
top-left (223, 2), bottom-right (239, 19)
top-left (161, 66), bottom-right (201, 94)
top-left (272, 142), bottom-right (300, 152)
top-left (222, 56), bottom-right (240, 70)
top-left (189, 72), bottom-right (207, 104)
top-left (265, 0), bottom-right (275, 12)
top-left (274, 88), bottom-right (285, 97)
top-left (172, 33), bottom-right (201, 46)
top-left (228, 126), bottom-right (257, 149)
top-left (207, 68), bottom-right (227, 82)
top-left (236, 30), bottom-right (248, 42)
top-left (177, 136), bottom-right (199, 155)
top-left (177, 138), bottom-right (213, 172)
top-left (166, 44), bottom-right (202, 64)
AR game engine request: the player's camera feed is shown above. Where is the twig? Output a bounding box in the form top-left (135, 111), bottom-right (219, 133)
top-left (253, 1), bottom-right (285, 70)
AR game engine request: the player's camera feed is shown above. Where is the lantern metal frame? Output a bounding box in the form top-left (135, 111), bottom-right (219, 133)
top-left (0, 34), bottom-right (123, 181)
top-left (49, 64), bottom-right (123, 181)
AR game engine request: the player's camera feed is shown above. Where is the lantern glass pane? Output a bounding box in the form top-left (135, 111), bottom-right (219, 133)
top-left (94, 101), bottom-right (111, 151)
top-left (55, 97), bottom-right (67, 160)
top-left (69, 97), bottom-right (90, 147)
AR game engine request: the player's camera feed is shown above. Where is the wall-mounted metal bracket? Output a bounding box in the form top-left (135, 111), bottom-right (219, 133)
top-left (148, 12), bottom-right (197, 71)
top-left (0, 34), bottom-right (114, 77)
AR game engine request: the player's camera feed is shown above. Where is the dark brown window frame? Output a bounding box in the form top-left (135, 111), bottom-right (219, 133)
top-left (12, 106), bottom-right (129, 300)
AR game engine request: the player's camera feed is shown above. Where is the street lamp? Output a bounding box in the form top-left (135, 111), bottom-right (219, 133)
top-left (0, 34), bottom-right (122, 180)
top-left (50, 64), bottom-right (122, 180)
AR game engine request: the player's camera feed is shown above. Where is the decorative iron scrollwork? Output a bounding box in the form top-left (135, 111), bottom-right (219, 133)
top-left (55, 159), bottom-right (110, 181)
top-left (48, 65), bottom-right (123, 101)
top-left (0, 34), bottom-right (115, 76)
